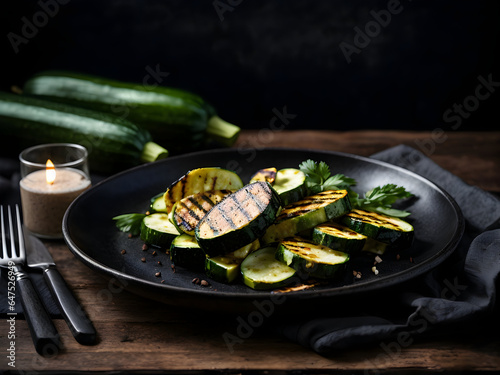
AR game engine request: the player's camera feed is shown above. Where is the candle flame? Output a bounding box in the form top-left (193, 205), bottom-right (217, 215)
top-left (46, 159), bottom-right (56, 185)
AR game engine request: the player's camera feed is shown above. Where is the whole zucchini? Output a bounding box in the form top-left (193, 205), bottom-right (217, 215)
top-left (22, 71), bottom-right (240, 151)
top-left (0, 92), bottom-right (168, 173)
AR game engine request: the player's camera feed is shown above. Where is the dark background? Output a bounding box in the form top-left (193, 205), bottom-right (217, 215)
top-left (1, 0), bottom-right (499, 132)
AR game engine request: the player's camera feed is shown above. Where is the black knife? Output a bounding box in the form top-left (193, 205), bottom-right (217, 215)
top-left (24, 232), bottom-right (97, 345)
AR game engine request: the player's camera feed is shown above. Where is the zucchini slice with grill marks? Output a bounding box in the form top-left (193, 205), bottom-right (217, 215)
top-left (261, 189), bottom-right (351, 245)
top-left (312, 221), bottom-right (367, 254)
top-left (276, 236), bottom-right (350, 279)
top-left (249, 167), bottom-right (277, 184)
top-left (241, 246), bottom-right (296, 290)
top-left (169, 234), bottom-right (207, 271)
top-left (272, 168), bottom-right (307, 206)
top-left (172, 189), bottom-right (234, 235)
top-left (205, 240), bottom-right (260, 283)
top-left (195, 181), bottom-right (281, 257)
top-left (140, 213), bottom-right (180, 247)
top-left (341, 209), bottom-right (414, 249)
top-left (163, 167), bottom-right (243, 213)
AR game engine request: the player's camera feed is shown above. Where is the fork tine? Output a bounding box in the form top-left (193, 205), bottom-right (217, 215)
top-left (8, 205), bottom-right (16, 258)
top-left (1, 205), bottom-right (7, 260)
top-left (15, 205), bottom-right (25, 260)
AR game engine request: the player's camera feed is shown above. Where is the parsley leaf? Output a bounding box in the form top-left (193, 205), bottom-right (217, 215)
top-left (353, 184), bottom-right (413, 217)
top-left (299, 159), bottom-right (357, 194)
top-left (324, 174), bottom-right (357, 190)
top-left (112, 213), bottom-right (146, 236)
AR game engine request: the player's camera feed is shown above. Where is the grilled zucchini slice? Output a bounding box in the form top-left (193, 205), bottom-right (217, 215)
top-left (276, 237), bottom-right (350, 279)
top-left (312, 221), bottom-right (367, 254)
top-left (362, 237), bottom-right (390, 255)
top-left (341, 209), bottom-right (414, 249)
top-left (195, 181), bottom-right (281, 257)
top-left (150, 192), bottom-right (168, 213)
top-left (140, 213), bottom-right (180, 248)
top-left (249, 167), bottom-right (277, 184)
top-left (163, 167), bottom-right (243, 213)
top-left (272, 168), bottom-right (307, 206)
top-left (261, 190), bottom-right (351, 245)
top-left (169, 234), bottom-right (207, 271)
top-left (241, 246), bottom-right (296, 290)
top-left (172, 189), bottom-right (234, 235)
top-left (205, 240), bottom-right (260, 283)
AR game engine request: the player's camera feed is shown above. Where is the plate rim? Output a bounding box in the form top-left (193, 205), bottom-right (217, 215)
top-left (62, 147), bottom-right (465, 301)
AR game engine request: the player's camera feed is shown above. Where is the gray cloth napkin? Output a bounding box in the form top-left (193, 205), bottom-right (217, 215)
top-left (277, 145), bottom-right (500, 354)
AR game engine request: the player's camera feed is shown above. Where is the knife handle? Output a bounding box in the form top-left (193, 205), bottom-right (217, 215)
top-left (44, 267), bottom-right (97, 345)
top-left (16, 271), bottom-right (61, 356)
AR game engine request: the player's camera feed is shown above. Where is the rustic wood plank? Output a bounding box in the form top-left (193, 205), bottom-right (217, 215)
top-left (10, 318), bottom-right (500, 372)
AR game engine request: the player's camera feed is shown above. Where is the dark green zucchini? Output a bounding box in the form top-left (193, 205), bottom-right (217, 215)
top-left (272, 168), bottom-right (307, 206)
top-left (195, 181), bottom-right (281, 257)
top-left (170, 234), bottom-right (207, 271)
top-left (261, 190), bottom-right (352, 245)
top-left (241, 246), bottom-right (296, 290)
top-left (341, 209), bottom-right (414, 249)
top-left (205, 240), bottom-right (260, 283)
top-left (0, 91), bottom-right (168, 173)
top-left (22, 70), bottom-right (240, 151)
top-left (140, 213), bottom-right (180, 248)
top-left (150, 192), bottom-right (168, 213)
top-left (312, 221), bottom-right (367, 254)
top-left (362, 237), bottom-right (390, 255)
top-left (276, 236), bottom-right (350, 279)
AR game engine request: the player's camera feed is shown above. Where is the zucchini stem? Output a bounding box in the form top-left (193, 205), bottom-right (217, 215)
top-left (206, 116), bottom-right (241, 147)
top-left (141, 141), bottom-right (169, 163)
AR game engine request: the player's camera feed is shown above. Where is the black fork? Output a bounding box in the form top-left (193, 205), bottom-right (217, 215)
top-left (0, 205), bottom-right (61, 356)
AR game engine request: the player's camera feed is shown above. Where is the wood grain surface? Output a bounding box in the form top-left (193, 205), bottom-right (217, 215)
top-left (3, 130), bottom-right (500, 374)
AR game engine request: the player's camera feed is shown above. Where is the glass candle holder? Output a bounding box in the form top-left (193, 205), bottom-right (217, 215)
top-left (19, 143), bottom-right (91, 239)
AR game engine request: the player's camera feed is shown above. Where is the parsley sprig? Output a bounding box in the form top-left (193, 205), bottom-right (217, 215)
top-left (299, 159), bottom-right (356, 194)
top-left (299, 159), bottom-right (414, 217)
top-left (112, 213), bottom-right (146, 236)
top-left (352, 184), bottom-right (413, 217)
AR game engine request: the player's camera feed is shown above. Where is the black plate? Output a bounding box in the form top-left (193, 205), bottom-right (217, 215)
top-left (63, 148), bottom-right (464, 313)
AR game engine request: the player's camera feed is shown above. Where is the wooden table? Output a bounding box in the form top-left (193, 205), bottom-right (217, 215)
top-left (5, 130), bottom-right (500, 373)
